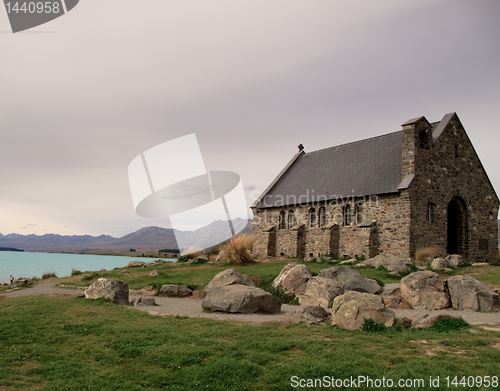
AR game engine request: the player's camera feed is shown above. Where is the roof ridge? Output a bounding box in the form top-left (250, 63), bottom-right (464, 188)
top-left (304, 130), bottom-right (402, 156)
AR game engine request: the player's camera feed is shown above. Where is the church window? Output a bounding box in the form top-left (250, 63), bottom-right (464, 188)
top-left (343, 204), bottom-right (351, 226)
top-left (319, 207), bottom-right (326, 227)
top-left (308, 208), bottom-right (316, 228)
top-left (279, 211), bottom-right (286, 229)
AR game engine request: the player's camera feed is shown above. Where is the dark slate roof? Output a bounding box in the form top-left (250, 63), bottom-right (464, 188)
top-left (254, 131), bottom-right (403, 208)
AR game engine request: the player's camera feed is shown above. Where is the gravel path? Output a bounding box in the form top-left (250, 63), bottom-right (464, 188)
top-left (2, 283), bottom-right (500, 328)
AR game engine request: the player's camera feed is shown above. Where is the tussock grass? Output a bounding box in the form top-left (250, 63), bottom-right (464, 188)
top-left (41, 272), bottom-right (57, 279)
top-left (217, 235), bottom-right (254, 265)
top-left (415, 246), bottom-right (445, 265)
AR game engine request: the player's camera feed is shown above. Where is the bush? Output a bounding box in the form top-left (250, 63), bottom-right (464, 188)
top-left (177, 255), bottom-right (189, 263)
top-left (217, 235), bottom-right (254, 265)
top-left (71, 268), bottom-right (82, 276)
top-left (415, 246), bottom-right (445, 265)
top-left (430, 317), bottom-right (470, 332)
top-left (362, 319), bottom-right (387, 332)
top-left (42, 272), bottom-right (57, 279)
top-left (82, 272), bottom-right (100, 281)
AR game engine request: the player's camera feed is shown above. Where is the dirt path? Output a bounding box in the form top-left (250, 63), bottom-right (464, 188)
top-left (2, 283), bottom-right (500, 328)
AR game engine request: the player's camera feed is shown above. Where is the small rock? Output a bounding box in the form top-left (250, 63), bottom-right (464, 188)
top-left (11, 278), bottom-right (29, 288)
top-left (158, 284), bottom-right (193, 297)
top-left (132, 297), bottom-right (156, 306)
top-left (468, 328), bottom-right (482, 334)
top-left (282, 306), bottom-right (330, 325)
top-left (431, 257), bottom-right (450, 270)
top-left (472, 262), bottom-right (488, 267)
top-left (127, 261), bottom-right (146, 268)
top-left (411, 313), bottom-right (455, 328)
top-left (445, 254), bottom-right (465, 267)
top-left (149, 270), bottom-right (159, 277)
top-left (362, 254), bottom-right (413, 274)
top-left (382, 296), bottom-right (401, 308)
top-left (340, 258), bottom-right (357, 265)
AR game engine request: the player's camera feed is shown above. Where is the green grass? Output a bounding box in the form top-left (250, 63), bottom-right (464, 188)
top-left (0, 295), bottom-right (499, 390)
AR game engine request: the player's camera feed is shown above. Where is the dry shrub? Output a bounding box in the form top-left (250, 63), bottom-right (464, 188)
top-left (217, 235), bottom-right (254, 265)
top-left (415, 246), bottom-right (445, 265)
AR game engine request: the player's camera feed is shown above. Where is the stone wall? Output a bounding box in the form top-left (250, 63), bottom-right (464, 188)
top-left (403, 114), bottom-right (499, 261)
top-left (252, 192), bottom-right (411, 259)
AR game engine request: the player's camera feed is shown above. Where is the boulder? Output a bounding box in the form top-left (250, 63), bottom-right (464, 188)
top-left (282, 306), bottom-right (330, 325)
top-left (445, 254), bottom-right (465, 267)
top-left (331, 291), bottom-right (395, 330)
top-left (84, 278), bottom-right (129, 305)
top-left (127, 261), bottom-right (146, 268)
top-left (318, 266), bottom-right (382, 294)
top-left (202, 285), bottom-right (281, 314)
top-left (431, 257), bottom-right (452, 271)
top-left (272, 263), bottom-right (312, 296)
top-left (131, 297), bottom-right (156, 306)
top-left (362, 254), bottom-right (412, 274)
top-left (296, 277), bottom-right (343, 308)
top-left (158, 284), bottom-right (193, 298)
top-left (12, 278), bottom-right (29, 288)
top-left (340, 258), bottom-right (357, 265)
top-left (447, 276), bottom-right (500, 312)
top-left (411, 313), bottom-right (456, 328)
top-left (203, 268), bottom-right (255, 294)
top-left (149, 270), bottom-right (159, 277)
top-left (400, 271), bottom-right (451, 310)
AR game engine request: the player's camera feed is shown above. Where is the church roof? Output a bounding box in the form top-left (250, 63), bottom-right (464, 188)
top-left (252, 131), bottom-right (404, 209)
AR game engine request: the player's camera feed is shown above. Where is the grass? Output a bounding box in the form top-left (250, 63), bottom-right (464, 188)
top-left (0, 295), bottom-right (499, 391)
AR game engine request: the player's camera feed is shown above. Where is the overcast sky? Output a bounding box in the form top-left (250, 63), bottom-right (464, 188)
top-left (1, 0), bottom-right (499, 237)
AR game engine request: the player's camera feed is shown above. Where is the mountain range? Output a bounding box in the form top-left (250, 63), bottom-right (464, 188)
top-left (0, 219), bottom-right (252, 253)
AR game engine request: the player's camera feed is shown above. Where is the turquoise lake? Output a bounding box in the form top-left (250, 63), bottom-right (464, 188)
top-left (0, 251), bottom-right (175, 284)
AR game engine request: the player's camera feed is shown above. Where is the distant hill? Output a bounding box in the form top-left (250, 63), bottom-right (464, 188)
top-left (0, 219), bottom-right (253, 253)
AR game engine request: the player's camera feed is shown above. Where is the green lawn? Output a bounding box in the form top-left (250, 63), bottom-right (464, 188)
top-left (0, 295), bottom-right (499, 391)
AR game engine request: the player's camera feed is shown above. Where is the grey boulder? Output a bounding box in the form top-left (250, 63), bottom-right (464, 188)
top-left (202, 285), bottom-right (281, 314)
top-left (85, 278), bottom-right (129, 305)
top-left (331, 291), bottom-right (395, 330)
top-left (203, 268), bottom-right (255, 295)
top-left (158, 284), bottom-right (193, 298)
top-left (296, 277), bottom-right (342, 308)
top-left (400, 271), bottom-right (451, 310)
top-left (318, 266), bottom-right (382, 295)
top-left (272, 263), bottom-right (312, 296)
top-left (447, 275), bottom-right (500, 312)
top-left (362, 254), bottom-right (413, 274)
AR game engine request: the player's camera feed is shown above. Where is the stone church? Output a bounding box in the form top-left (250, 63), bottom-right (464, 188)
top-left (251, 112), bottom-right (499, 262)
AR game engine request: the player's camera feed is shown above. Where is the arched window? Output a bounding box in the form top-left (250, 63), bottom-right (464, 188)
top-left (343, 204), bottom-right (351, 226)
top-left (287, 210), bottom-right (295, 229)
top-left (308, 208), bottom-right (316, 228)
top-left (279, 211), bottom-right (286, 229)
top-left (319, 207), bottom-right (326, 227)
